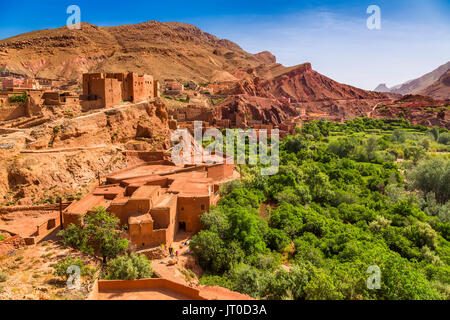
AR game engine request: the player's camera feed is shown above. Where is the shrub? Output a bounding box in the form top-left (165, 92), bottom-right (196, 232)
top-left (408, 158), bottom-right (450, 203)
top-left (105, 253), bottom-right (153, 280)
top-left (52, 257), bottom-right (91, 280)
top-left (58, 206), bottom-right (129, 262)
top-left (438, 133), bottom-right (450, 145)
top-left (0, 273), bottom-right (7, 282)
top-left (9, 93), bottom-right (28, 103)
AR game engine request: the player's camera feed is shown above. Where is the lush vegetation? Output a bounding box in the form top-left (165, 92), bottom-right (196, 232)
top-left (192, 118), bottom-right (450, 300)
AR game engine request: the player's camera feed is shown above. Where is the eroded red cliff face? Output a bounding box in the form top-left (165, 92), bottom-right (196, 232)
top-left (217, 63), bottom-right (391, 126)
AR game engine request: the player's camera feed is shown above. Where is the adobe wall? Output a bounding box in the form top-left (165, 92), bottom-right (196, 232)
top-left (82, 73), bottom-right (104, 97)
top-left (129, 219), bottom-right (156, 248)
top-left (42, 92), bottom-right (61, 105)
top-left (63, 212), bottom-right (82, 228)
top-left (151, 195), bottom-right (178, 244)
top-left (130, 74), bottom-right (154, 103)
top-left (104, 78), bottom-right (122, 108)
top-left (34, 217), bottom-right (60, 243)
top-left (93, 278), bottom-right (206, 300)
top-left (80, 99), bottom-right (104, 111)
top-left (0, 105), bottom-right (26, 121)
top-left (0, 203), bottom-right (70, 214)
top-left (109, 198), bottom-right (152, 226)
top-left (207, 164), bottom-right (234, 179)
top-left (122, 151), bottom-right (166, 162)
top-left (177, 195), bottom-right (211, 233)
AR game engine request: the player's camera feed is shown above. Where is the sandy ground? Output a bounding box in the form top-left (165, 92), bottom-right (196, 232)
top-left (151, 231), bottom-right (197, 286)
top-left (0, 240), bottom-right (100, 300)
top-left (150, 231), bottom-right (254, 300)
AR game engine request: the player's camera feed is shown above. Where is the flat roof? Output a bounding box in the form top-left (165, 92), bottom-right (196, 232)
top-left (65, 194), bottom-right (110, 215)
top-left (108, 165), bottom-right (179, 181)
top-left (131, 185), bottom-right (160, 199)
top-left (153, 193), bottom-right (177, 208)
top-left (129, 213), bottom-right (153, 224)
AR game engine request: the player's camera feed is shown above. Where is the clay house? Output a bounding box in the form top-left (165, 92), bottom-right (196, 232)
top-left (0, 89), bottom-right (44, 121)
top-left (41, 91), bottom-right (79, 106)
top-left (169, 106), bottom-right (215, 123)
top-left (81, 72), bottom-right (159, 110)
top-left (164, 79), bottom-right (184, 95)
top-left (1, 78), bottom-right (39, 90)
top-left (2, 78), bottom-right (24, 90)
top-left (186, 81), bottom-right (199, 90)
top-left (63, 154), bottom-right (237, 250)
top-left (207, 83), bottom-right (232, 95)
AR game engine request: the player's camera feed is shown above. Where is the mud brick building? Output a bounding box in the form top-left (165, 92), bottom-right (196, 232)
top-left (81, 72), bottom-right (159, 110)
top-left (63, 152), bottom-right (237, 250)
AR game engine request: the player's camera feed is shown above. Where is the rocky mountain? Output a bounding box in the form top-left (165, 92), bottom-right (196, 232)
top-left (374, 83), bottom-right (391, 93)
top-left (0, 21), bottom-right (275, 82)
top-left (375, 61), bottom-right (450, 95)
top-left (418, 70), bottom-right (450, 100)
top-left (229, 63), bottom-right (386, 102)
top-left (217, 63), bottom-right (390, 126)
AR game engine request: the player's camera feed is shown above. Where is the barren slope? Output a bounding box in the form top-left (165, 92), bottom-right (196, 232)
top-left (418, 70), bottom-right (450, 100)
top-left (0, 21), bottom-right (272, 82)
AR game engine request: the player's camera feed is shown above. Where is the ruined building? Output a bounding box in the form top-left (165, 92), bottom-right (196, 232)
top-left (81, 72), bottom-right (160, 110)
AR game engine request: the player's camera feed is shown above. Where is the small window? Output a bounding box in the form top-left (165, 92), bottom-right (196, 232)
top-left (201, 204), bottom-right (205, 210)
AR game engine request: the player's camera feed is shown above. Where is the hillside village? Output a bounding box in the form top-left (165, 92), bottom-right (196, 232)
top-left (0, 20), bottom-right (449, 302)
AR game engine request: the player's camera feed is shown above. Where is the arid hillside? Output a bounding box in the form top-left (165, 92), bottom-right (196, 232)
top-left (0, 99), bottom-right (172, 206)
top-left (217, 63), bottom-right (391, 126)
top-left (0, 21), bottom-right (272, 83)
top-left (374, 61), bottom-right (450, 96)
top-left (418, 70), bottom-right (450, 100)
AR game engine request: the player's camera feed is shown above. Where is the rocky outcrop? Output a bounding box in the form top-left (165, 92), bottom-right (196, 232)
top-left (374, 83), bottom-right (391, 92)
top-left (382, 61), bottom-right (450, 95)
top-left (418, 70), bottom-right (450, 100)
top-left (230, 63), bottom-right (386, 102)
top-left (0, 21), bottom-right (271, 82)
top-left (0, 100), bottom-right (172, 206)
top-left (219, 63), bottom-right (390, 125)
top-left (215, 94), bottom-right (299, 127)
top-left (254, 51), bottom-right (277, 65)
top-left (372, 95), bottom-right (450, 129)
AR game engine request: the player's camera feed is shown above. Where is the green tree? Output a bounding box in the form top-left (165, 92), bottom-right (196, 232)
top-left (105, 253), bottom-right (153, 280)
top-left (59, 207), bottom-right (128, 263)
top-left (408, 158), bottom-right (450, 203)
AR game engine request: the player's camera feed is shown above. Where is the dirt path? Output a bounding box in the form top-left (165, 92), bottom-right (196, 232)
top-left (151, 231), bottom-right (196, 286)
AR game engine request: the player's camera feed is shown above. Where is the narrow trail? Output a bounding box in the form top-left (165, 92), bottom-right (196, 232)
top-left (368, 102), bottom-right (385, 117)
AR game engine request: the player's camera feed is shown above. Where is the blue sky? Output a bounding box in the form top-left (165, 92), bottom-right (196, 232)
top-left (0, 0), bottom-right (449, 90)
